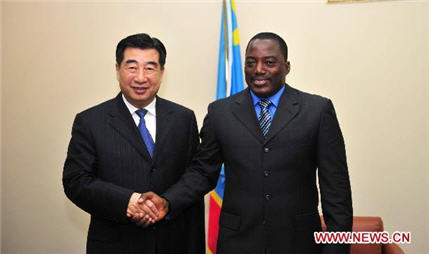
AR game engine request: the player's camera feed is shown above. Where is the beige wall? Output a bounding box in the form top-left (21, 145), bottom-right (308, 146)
top-left (0, 2), bottom-right (2, 252)
top-left (425, 3), bottom-right (429, 248)
top-left (1, 1), bottom-right (428, 253)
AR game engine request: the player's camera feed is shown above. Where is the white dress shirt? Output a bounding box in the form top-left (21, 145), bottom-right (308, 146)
top-left (122, 94), bottom-right (156, 142)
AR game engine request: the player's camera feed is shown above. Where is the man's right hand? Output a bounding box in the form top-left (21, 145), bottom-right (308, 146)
top-left (126, 192), bottom-right (159, 227)
top-left (138, 192), bottom-right (169, 221)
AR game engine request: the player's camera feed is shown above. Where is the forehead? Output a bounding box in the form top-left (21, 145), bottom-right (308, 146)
top-left (122, 47), bottom-right (160, 64)
top-left (246, 39), bottom-right (282, 58)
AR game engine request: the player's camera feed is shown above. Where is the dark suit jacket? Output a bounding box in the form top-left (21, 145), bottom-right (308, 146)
top-left (63, 93), bottom-right (205, 254)
top-left (164, 85), bottom-right (352, 254)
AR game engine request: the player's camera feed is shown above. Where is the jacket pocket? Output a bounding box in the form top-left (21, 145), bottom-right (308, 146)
top-left (219, 211), bottom-right (241, 231)
top-left (295, 211), bottom-right (321, 231)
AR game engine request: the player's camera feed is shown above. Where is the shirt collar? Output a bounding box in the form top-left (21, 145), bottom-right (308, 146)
top-left (250, 84), bottom-right (285, 108)
top-left (122, 94), bottom-right (157, 116)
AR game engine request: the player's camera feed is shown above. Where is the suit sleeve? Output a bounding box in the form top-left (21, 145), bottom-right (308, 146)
top-left (183, 112), bottom-right (206, 254)
top-left (62, 113), bottom-right (133, 223)
top-left (317, 100), bottom-right (353, 254)
top-left (163, 104), bottom-right (223, 218)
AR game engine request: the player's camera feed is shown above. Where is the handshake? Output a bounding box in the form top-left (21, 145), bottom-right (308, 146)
top-left (126, 191), bottom-right (169, 227)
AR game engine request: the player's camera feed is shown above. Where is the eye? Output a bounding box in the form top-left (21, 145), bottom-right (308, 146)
top-left (265, 60), bottom-right (276, 66)
top-left (245, 61), bottom-right (255, 67)
top-left (144, 66), bottom-right (156, 73)
top-left (127, 66), bottom-right (137, 71)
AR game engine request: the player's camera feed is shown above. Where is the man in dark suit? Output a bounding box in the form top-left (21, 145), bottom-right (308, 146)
top-left (136, 32), bottom-right (353, 254)
top-left (62, 33), bottom-right (205, 254)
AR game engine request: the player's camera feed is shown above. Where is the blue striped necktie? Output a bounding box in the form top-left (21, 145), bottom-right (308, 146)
top-left (136, 109), bottom-right (155, 157)
top-left (258, 99), bottom-right (272, 136)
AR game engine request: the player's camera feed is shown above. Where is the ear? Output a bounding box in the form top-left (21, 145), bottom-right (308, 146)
top-left (284, 61), bottom-right (291, 75)
top-left (115, 63), bottom-right (120, 80)
top-left (159, 66), bottom-right (165, 82)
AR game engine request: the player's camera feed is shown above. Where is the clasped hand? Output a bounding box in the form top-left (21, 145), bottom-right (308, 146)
top-left (126, 191), bottom-right (169, 228)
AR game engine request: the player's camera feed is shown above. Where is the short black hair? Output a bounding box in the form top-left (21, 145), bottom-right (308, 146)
top-left (116, 33), bottom-right (167, 67)
top-left (246, 32), bottom-right (288, 61)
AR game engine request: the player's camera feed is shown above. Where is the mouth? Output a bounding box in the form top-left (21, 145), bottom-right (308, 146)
top-left (132, 86), bottom-right (148, 95)
top-left (252, 78), bottom-right (270, 86)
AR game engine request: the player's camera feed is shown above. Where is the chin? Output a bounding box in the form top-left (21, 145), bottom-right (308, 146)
top-left (251, 88), bottom-right (268, 97)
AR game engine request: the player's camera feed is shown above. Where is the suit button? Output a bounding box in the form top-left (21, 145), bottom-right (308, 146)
top-left (265, 194), bottom-right (271, 200)
top-left (151, 167), bottom-right (157, 173)
top-left (262, 220), bottom-right (266, 225)
top-left (264, 147), bottom-right (270, 153)
top-left (264, 170), bottom-right (270, 177)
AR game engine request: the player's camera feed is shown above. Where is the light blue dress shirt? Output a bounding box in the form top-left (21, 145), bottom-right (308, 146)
top-left (250, 84), bottom-right (286, 120)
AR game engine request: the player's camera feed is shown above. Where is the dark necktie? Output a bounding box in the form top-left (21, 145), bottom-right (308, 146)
top-left (258, 99), bottom-right (272, 136)
top-left (136, 109), bottom-right (155, 157)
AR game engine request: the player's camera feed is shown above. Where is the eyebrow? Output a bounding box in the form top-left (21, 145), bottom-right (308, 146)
top-left (124, 59), bottom-right (159, 66)
top-left (145, 61), bottom-right (159, 66)
top-left (245, 56), bottom-right (277, 60)
top-left (125, 59), bottom-right (138, 65)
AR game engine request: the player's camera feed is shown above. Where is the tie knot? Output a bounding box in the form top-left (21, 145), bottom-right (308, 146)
top-left (258, 99), bottom-right (272, 109)
top-left (136, 109), bottom-right (148, 119)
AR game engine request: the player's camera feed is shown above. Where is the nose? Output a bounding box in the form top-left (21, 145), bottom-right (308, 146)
top-left (255, 61), bottom-right (265, 74)
top-left (134, 69), bottom-right (146, 83)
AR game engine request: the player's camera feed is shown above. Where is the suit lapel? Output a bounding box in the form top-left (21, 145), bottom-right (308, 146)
top-left (232, 89), bottom-right (265, 144)
top-left (265, 84), bottom-right (300, 144)
top-left (108, 93), bottom-right (152, 161)
top-left (152, 97), bottom-right (175, 161)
